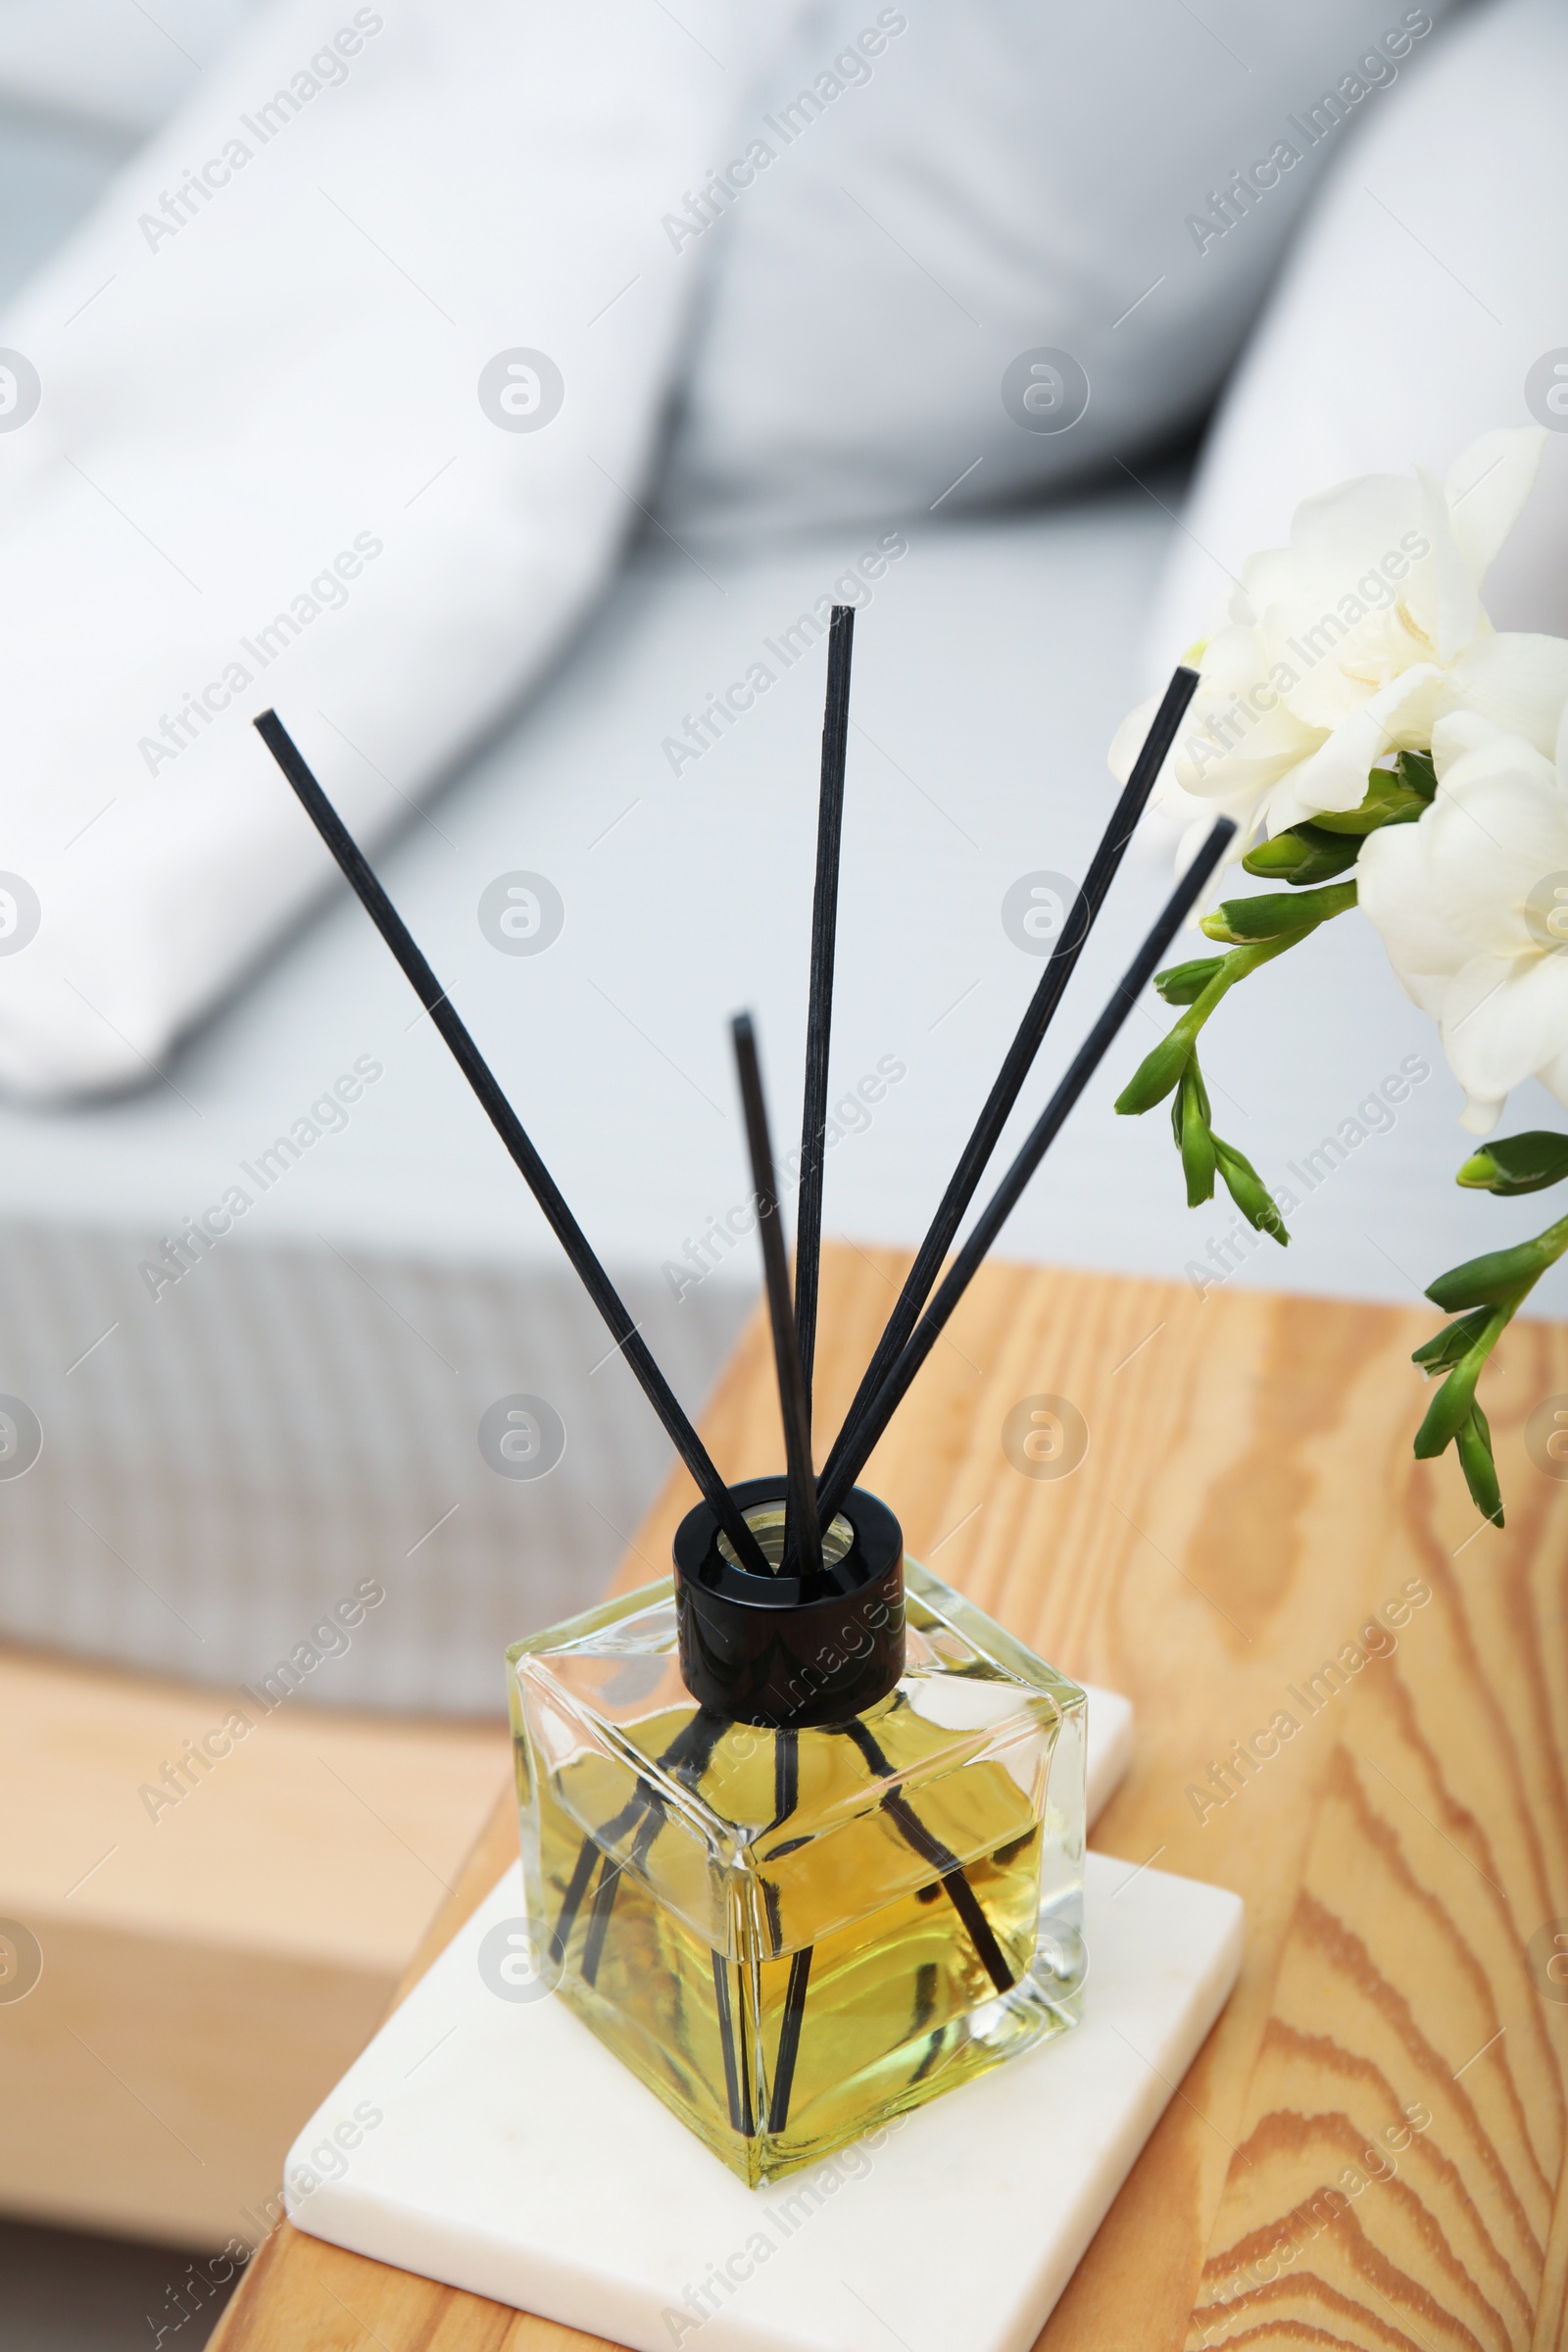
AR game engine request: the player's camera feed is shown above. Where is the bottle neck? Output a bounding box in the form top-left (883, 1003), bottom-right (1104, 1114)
top-left (671, 1476), bottom-right (906, 1728)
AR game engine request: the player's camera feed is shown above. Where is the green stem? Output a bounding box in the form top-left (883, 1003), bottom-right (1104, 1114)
top-left (1176, 930), bottom-right (1304, 1047)
top-left (1412, 1293), bottom-right (1523, 1457)
top-left (1415, 1203), bottom-right (1568, 1524)
top-left (1115, 926), bottom-right (1320, 1115)
top-left (1116, 881), bottom-right (1359, 1243)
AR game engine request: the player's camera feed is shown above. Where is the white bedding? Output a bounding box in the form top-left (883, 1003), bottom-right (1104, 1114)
top-left (0, 0), bottom-right (1468, 1098)
top-left (0, 493), bottom-right (1562, 1709)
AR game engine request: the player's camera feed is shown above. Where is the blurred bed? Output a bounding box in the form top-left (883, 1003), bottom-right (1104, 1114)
top-left (0, 0), bottom-right (1563, 1718)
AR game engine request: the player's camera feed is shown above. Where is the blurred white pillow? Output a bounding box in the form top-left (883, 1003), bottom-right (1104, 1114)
top-left (656, 0), bottom-right (1465, 545)
top-left (0, 0), bottom-right (804, 1097)
top-left (1141, 0), bottom-right (1568, 673)
top-left (0, 0), bottom-right (259, 137)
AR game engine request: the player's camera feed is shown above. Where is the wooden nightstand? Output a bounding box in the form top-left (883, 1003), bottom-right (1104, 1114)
top-left (205, 1241), bottom-right (1568, 2348)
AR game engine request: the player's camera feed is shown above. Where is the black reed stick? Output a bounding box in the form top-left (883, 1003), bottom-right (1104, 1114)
top-left (816, 664), bottom-right (1198, 1503)
top-left (254, 709), bottom-right (771, 1583)
top-left (766, 1948), bottom-right (812, 2132)
top-left (816, 814), bottom-right (1236, 1525)
top-left (795, 605), bottom-right (855, 1425)
top-left (731, 1013), bottom-right (822, 1581)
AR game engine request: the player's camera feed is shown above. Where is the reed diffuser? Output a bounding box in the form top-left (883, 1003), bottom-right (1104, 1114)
top-left (256, 637), bottom-right (1224, 2186)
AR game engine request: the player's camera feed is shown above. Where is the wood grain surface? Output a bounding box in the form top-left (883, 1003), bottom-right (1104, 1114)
top-left (207, 1243), bottom-right (1568, 2352)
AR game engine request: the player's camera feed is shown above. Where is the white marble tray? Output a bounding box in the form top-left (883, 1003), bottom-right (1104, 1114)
top-left (285, 1692), bottom-right (1242, 2352)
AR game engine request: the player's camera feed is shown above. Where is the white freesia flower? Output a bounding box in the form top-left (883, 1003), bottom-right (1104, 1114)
top-left (1112, 427), bottom-right (1568, 852)
top-left (1358, 703), bottom-right (1568, 1135)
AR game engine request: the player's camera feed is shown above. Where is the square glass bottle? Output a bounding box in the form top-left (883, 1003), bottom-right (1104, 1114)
top-left (507, 1477), bottom-right (1086, 2186)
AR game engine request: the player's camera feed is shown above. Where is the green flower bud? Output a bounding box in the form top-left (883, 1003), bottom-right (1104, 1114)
top-left (1426, 1239), bottom-right (1551, 1312)
top-left (1455, 1130), bottom-right (1568, 1197)
top-left (1201, 880), bottom-right (1356, 944)
top-left (1312, 761), bottom-right (1433, 836)
top-left (1175, 1069), bottom-right (1216, 1206)
top-left (1411, 1305), bottom-right (1492, 1373)
top-left (1114, 1029), bottom-right (1190, 1115)
top-left (1243, 825), bottom-right (1361, 886)
top-left (1454, 1401), bottom-right (1503, 1527)
top-left (1214, 1140), bottom-right (1289, 1244)
top-left (1153, 956), bottom-right (1225, 1007)
top-left (1455, 1150), bottom-right (1498, 1192)
top-left (1412, 1354), bottom-right (1482, 1457)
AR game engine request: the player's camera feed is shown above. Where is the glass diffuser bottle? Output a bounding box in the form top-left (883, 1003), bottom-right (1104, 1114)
top-left (509, 1476), bottom-right (1087, 2187)
top-left (254, 629), bottom-right (1214, 2191)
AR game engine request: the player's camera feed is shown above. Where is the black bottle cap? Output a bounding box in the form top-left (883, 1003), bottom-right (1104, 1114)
top-left (672, 1475), bottom-right (906, 1728)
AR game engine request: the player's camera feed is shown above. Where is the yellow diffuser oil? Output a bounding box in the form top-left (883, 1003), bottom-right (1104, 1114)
top-left (508, 1478), bottom-right (1086, 2187)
